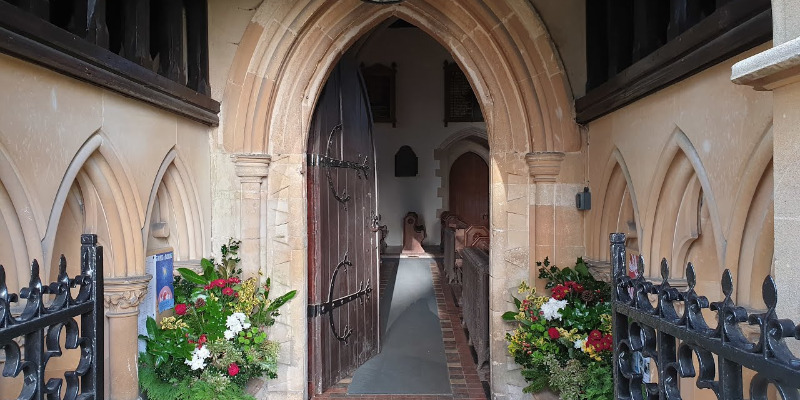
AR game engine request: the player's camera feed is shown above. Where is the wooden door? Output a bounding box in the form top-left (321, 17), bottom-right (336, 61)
top-left (307, 55), bottom-right (380, 395)
top-left (449, 152), bottom-right (489, 227)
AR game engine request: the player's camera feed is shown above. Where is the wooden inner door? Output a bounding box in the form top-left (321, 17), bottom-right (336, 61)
top-left (449, 152), bottom-right (489, 227)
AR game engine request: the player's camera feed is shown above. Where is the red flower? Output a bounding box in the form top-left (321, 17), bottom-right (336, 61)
top-left (547, 327), bottom-right (560, 340)
top-left (551, 284), bottom-right (569, 300)
top-left (212, 279), bottom-right (227, 288)
top-left (228, 276), bottom-right (241, 285)
top-left (222, 287), bottom-right (235, 296)
top-left (203, 284), bottom-right (212, 290)
top-left (175, 304), bottom-right (187, 315)
top-left (589, 329), bottom-right (602, 340)
top-left (198, 334), bottom-right (208, 346)
top-left (228, 362), bottom-right (239, 377)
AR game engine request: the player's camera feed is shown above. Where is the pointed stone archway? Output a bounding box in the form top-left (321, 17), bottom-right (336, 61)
top-left (219, 1), bottom-right (580, 399)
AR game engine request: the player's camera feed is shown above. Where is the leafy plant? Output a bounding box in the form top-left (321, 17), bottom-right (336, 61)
top-left (139, 239), bottom-right (296, 400)
top-left (503, 257), bottom-right (613, 400)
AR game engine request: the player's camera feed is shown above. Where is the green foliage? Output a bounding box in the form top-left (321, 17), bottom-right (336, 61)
top-left (139, 361), bottom-right (256, 400)
top-left (585, 361), bottom-right (614, 399)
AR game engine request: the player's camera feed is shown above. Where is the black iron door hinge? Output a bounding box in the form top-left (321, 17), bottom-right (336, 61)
top-left (307, 253), bottom-right (372, 343)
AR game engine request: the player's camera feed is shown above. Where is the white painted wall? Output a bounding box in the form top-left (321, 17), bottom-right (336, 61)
top-left (357, 26), bottom-right (486, 247)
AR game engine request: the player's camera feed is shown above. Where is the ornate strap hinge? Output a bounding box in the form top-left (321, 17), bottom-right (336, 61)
top-left (307, 153), bottom-right (370, 177)
top-left (306, 124), bottom-right (370, 209)
top-left (307, 253), bottom-right (372, 343)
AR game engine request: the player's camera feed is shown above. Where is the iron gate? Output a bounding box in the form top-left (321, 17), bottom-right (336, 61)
top-left (611, 232), bottom-right (800, 400)
top-left (0, 234), bottom-right (104, 400)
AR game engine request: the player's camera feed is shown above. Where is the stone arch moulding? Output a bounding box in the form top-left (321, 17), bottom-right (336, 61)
top-left (723, 124), bottom-right (773, 306)
top-left (221, 0), bottom-right (579, 155)
top-left (641, 128), bottom-right (724, 278)
top-left (143, 148), bottom-right (206, 261)
top-left (220, 1), bottom-right (579, 398)
top-left (590, 148), bottom-right (642, 260)
top-left (0, 141), bottom-right (44, 292)
top-left (43, 132), bottom-right (145, 278)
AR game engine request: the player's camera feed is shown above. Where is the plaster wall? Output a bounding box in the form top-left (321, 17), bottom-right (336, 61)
top-left (357, 27), bottom-right (487, 247)
top-left (585, 44), bottom-right (774, 306)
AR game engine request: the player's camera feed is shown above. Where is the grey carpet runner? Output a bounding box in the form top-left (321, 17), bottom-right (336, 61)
top-left (347, 258), bottom-right (451, 394)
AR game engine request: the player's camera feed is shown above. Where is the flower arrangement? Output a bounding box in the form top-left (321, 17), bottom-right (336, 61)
top-left (502, 258), bottom-right (613, 400)
top-left (139, 240), bottom-right (297, 400)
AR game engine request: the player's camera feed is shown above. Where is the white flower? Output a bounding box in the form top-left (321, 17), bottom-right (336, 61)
top-left (185, 357), bottom-right (206, 370)
top-left (184, 345), bottom-right (211, 370)
top-left (224, 312), bottom-right (251, 340)
top-left (193, 346), bottom-right (211, 360)
top-left (574, 338), bottom-right (585, 350)
top-left (541, 298), bottom-right (567, 321)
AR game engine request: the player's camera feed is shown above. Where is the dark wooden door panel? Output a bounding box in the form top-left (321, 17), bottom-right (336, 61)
top-left (307, 55), bottom-right (379, 395)
top-left (449, 152), bottom-right (489, 228)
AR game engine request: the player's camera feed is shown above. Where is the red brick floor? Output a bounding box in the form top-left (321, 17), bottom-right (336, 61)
top-left (312, 259), bottom-right (489, 400)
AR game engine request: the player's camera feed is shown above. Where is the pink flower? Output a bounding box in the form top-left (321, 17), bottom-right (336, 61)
top-left (198, 334), bottom-right (207, 347)
top-left (228, 277), bottom-right (241, 285)
top-left (547, 327), bottom-right (560, 340)
top-left (228, 362), bottom-right (239, 376)
top-left (175, 304), bottom-right (187, 315)
top-left (222, 287), bottom-right (235, 296)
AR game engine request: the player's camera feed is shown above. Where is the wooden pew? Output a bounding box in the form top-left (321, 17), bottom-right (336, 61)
top-left (401, 211), bottom-right (426, 254)
top-left (440, 212), bottom-right (467, 284)
top-left (460, 246), bottom-right (490, 381)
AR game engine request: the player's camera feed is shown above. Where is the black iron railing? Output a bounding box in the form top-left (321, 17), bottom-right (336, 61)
top-left (0, 234), bottom-right (104, 400)
top-left (611, 232), bottom-right (800, 399)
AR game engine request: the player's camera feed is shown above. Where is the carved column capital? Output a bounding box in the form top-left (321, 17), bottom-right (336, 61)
top-left (103, 274), bottom-right (151, 317)
top-left (525, 151), bottom-right (565, 183)
top-left (234, 153), bottom-right (271, 183)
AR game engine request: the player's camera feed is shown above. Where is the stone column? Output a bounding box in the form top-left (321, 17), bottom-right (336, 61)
top-left (104, 275), bottom-right (151, 400)
top-left (526, 152), bottom-right (565, 292)
top-left (234, 154), bottom-right (271, 279)
top-left (732, 28), bottom-right (800, 321)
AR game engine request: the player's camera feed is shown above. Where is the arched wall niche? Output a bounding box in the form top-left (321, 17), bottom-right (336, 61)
top-left (590, 149), bottom-right (642, 260)
top-left (641, 128), bottom-right (724, 280)
top-left (46, 133), bottom-right (145, 280)
top-left (143, 149), bottom-right (206, 262)
top-left (724, 125), bottom-right (773, 308)
top-left (221, 0), bottom-right (579, 155)
top-left (0, 142), bottom-right (43, 293)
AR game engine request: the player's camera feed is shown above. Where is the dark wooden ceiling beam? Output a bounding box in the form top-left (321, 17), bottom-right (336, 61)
top-left (577, 0), bottom-right (770, 125)
top-left (0, 1), bottom-right (218, 126)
